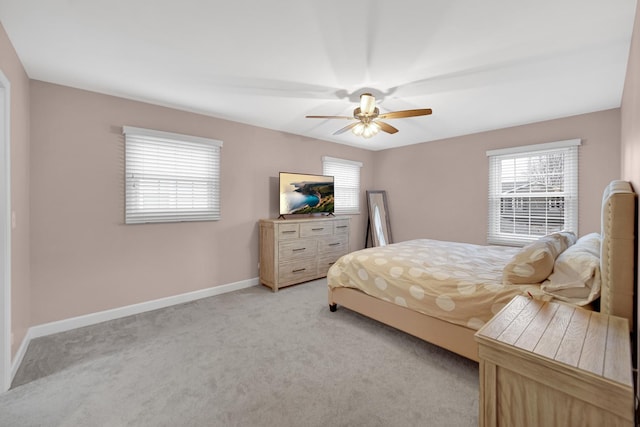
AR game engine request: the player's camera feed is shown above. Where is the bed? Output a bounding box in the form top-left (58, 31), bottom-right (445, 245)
top-left (327, 180), bottom-right (636, 362)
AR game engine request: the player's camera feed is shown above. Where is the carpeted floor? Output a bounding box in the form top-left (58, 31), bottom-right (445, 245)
top-left (0, 279), bottom-right (479, 426)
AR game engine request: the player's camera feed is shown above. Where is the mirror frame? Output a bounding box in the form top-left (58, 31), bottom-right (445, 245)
top-left (366, 190), bottom-right (392, 247)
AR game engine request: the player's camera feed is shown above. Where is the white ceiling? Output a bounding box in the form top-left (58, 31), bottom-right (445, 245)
top-left (0, 0), bottom-right (637, 151)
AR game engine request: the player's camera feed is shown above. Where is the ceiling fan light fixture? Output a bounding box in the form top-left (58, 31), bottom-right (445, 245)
top-left (352, 122), bottom-right (365, 136)
top-left (360, 93), bottom-right (376, 115)
top-left (358, 122), bottom-right (380, 138)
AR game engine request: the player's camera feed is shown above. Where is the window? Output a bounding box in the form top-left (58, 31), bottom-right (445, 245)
top-left (487, 139), bottom-right (580, 246)
top-left (123, 126), bottom-right (222, 224)
top-left (322, 156), bottom-right (363, 215)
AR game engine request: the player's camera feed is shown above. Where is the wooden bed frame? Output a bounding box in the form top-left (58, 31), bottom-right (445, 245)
top-left (328, 180), bottom-right (637, 362)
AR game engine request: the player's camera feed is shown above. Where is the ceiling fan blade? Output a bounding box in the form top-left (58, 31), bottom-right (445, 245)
top-left (375, 121), bottom-right (399, 134)
top-left (333, 122), bottom-right (360, 135)
top-left (306, 115), bottom-right (354, 119)
top-left (377, 108), bottom-right (433, 119)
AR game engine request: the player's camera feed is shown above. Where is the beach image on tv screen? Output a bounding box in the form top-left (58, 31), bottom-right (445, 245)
top-left (279, 173), bottom-right (334, 214)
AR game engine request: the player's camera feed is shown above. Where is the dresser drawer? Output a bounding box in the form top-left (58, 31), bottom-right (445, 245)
top-left (317, 252), bottom-right (345, 276)
top-left (277, 223), bottom-right (299, 240)
top-left (278, 259), bottom-right (317, 284)
top-left (300, 222), bottom-right (332, 237)
top-left (317, 235), bottom-right (348, 254)
top-left (333, 219), bottom-right (350, 234)
top-left (279, 239), bottom-right (317, 260)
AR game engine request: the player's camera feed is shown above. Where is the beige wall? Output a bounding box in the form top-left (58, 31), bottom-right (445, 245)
top-left (24, 80), bottom-right (626, 327)
top-left (373, 109), bottom-right (621, 245)
top-left (620, 1), bottom-right (639, 404)
top-left (29, 81), bottom-right (375, 325)
top-left (0, 23), bottom-right (30, 360)
top-left (622, 0), bottom-right (640, 223)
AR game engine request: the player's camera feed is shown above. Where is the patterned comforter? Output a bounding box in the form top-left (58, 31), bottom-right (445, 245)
top-left (327, 239), bottom-right (546, 330)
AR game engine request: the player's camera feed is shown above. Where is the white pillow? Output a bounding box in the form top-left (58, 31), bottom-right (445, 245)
top-left (541, 233), bottom-right (601, 306)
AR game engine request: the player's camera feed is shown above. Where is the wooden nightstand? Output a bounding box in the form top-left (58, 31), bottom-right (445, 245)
top-left (475, 295), bottom-right (634, 427)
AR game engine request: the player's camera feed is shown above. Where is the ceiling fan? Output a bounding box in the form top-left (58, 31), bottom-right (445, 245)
top-left (306, 93), bottom-right (432, 138)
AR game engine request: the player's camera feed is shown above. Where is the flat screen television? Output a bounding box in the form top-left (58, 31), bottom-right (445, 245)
top-left (279, 172), bottom-right (334, 215)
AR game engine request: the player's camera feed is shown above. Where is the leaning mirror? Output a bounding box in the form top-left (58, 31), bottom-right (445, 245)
top-left (366, 190), bottom-right (392, 247)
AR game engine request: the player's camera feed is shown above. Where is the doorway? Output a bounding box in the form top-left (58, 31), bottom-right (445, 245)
top-left (0, 70), bottom-right (11, 392)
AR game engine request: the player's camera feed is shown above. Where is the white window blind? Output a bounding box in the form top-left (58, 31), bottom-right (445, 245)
top-left (123, 126), bottom-right (223, 224)
top-left (487, 139), bottom-right (580, 246)
top-left (322, 156), bottom-right (363, 215)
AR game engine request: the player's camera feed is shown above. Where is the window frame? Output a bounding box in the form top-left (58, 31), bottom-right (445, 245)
top-left (322, 156), bottom-right (363, 215)
top-left (486, 139), bottom-right (580, 246)
top-left (123, 126), bottom-right (223, 224)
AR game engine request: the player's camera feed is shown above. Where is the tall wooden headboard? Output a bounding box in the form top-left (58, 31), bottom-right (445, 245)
top-left (600, 180), bottom-right (637, 329)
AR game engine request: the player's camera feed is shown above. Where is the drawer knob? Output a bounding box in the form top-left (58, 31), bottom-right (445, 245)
top-left (292, 248), bottom-right (306, 252)
top-left (282, 230), bottom-right (296, 234)
top-left (312, 227), bottom-right (324, 231)
top-left (329, 242), bottom-right (340, 246)
top-left (292, 268), bottom-right (306, 273)
top-left (336, 225), bottom-right (348, 229)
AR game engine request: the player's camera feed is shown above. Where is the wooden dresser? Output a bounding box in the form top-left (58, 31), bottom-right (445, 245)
top-left (259, 217), bottom-right (350, 291)
top-left (475, 295), bottom-right (634, 427)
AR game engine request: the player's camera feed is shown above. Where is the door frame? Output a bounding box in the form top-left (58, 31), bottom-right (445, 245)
top-left (0, 69), bottom-right (12, 393)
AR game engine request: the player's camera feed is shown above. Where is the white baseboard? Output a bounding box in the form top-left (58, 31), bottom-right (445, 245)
top-left (10, 277), bottom-right (259, 382)
top-left (10, 327), bottom-right (32, 383)
top-left (31, 277), bottom-right (259, 339)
